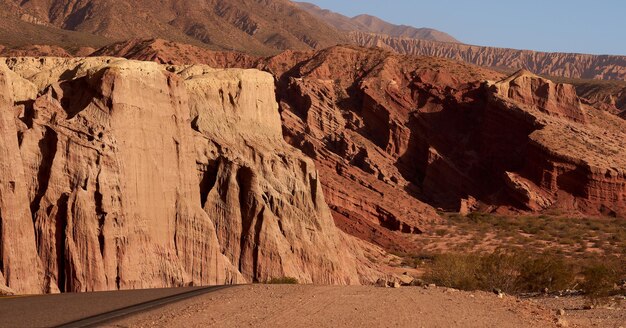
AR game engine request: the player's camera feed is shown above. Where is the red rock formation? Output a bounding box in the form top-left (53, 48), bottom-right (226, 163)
top-left (0, 57), bottom-right (369, 294)
top-left (491, 69), bottom-right (586, 123)
top-left (0, 62), bottom-right (44, 294)
top-left (0, 45), bottom-right (71, 57)
top-left (88, 42), bottom-right (626, 250)
top-left (485, 71), bottom-right (626, 215)
top-left (272, 46), bottom-right (626, 222)
top-left (272, 47), bottom-right (502, 251)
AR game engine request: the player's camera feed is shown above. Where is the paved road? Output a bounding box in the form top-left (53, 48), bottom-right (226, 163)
top-left (0, 286), bottom-right (230, 327)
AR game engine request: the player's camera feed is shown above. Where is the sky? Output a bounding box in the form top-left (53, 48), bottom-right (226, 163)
top-left (302, 0), bottom-right (626, 56)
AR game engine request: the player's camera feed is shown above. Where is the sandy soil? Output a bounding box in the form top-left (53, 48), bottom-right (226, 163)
top-left (535, 296), bottom-right (625, 328)
top-left (110, 285), bottom-right (564, 328)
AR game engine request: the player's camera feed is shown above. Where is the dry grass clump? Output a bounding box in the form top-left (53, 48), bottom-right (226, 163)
top-left (265, 277), bottom-right (299, 284)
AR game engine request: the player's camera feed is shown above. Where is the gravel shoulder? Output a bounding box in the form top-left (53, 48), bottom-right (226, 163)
top-left (111, 285), bottom-right (562, 328)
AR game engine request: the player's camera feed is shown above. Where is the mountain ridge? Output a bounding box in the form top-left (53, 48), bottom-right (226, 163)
top-left (296, 2), bottom-right (459, 43)
top-left (1, 0), bottom-right (347, 55)
top-left (351, 31), bottom-right (626, 81)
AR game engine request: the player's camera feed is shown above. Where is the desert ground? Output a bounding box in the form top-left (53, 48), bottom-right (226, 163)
top-left (108, 285), bottom-right (625, 328)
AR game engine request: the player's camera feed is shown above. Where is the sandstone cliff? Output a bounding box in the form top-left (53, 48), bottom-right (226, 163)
top-left (351, 32), bottom-right (626, 81)
top-left (0, 57), bottom-right (365, 294)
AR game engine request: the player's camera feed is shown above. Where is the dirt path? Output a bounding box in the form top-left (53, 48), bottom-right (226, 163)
top-left (111, 285), bottom-right (561, 328)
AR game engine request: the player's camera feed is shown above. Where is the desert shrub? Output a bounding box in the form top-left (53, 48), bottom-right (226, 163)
top-left (265, 277), bottom-right (299, 284)
top-left (435, 229), bottom-right (448, 237)
top-left (516, 255), bottom-right (576, 293)
top-left (580, 262), bottom-right (621, 305)
top-left (423, 252), bottom-right (577, 294)
top-left (475, 252), bottom-right (523, 293)
top-left (423, 253), bottom-right (481, 291)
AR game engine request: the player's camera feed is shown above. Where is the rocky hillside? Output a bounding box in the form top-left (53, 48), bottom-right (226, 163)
top-left (0, 0), bottom-right (346, 55)
top-left (96, 42), bottom-right (626, 252)
top-left (3, 0), bottom-right (626, 85)
top-left (556, 77), bottom-right (626, 112)
top-left (0, 57), bottom-right (395, 295)
top-left (267, 46), bottom-right (626, 246)
top-left (351, 32), bottom-right (626, 81)
top-left (296, 2), bottom-right (459, 43)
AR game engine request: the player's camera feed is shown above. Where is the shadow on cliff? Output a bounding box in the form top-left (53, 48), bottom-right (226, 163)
top-left (396, 84), bottom-right (536, 211)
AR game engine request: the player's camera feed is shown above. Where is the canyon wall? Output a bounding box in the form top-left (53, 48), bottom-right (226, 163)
top-left (268, 46), bottom-right (626, 243)
top-left (96, 42), bottom-right (626, 253)
top-left (0, 57), bottom-right (365, 294)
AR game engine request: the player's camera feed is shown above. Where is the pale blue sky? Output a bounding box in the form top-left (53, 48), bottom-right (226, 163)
top-left (302, 0), bottom-right (626, 55)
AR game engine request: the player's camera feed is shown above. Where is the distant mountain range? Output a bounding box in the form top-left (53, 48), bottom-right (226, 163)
top-left (295, 2), bottom-right (459, 43)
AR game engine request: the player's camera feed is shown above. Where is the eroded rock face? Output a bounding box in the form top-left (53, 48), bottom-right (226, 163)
top-left (0, 62), bottom-right (44, 294)
top-left (0, 57), bottom-right (363, 294)
top-left (270, 46), bottom-right (626, 230)
top-left (490, 69), bottom-right (586, 123)
top-left (484, 70), bottom-right (626, 215)
top-left (178, 66), bottom-right (361, 284)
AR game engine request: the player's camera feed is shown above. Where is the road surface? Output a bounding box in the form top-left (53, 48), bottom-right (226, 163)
top-left (0, 286), bottom-right (229, 327)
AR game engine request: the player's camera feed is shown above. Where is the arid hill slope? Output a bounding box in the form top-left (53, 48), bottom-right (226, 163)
top-left (351, 32), bottom-right (626, 81)
top-left (0, 0), bottom-right (346, 55)
top-left (550, 77), bottom-right (626, 112)
top-left (296, 2), bottom-right (459, 43)
top-left (0, 11), bottom-right (110, 51)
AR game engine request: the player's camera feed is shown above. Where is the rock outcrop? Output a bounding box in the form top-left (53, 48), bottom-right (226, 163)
top-left (91, 39), bottom-right (259, 68)
top-left (0, 62), bottom-right (44, 294)
top-left (0, 57), bottom-right (364, 294)
top-left (271, 47), bottom-right (501, 252)
top-left (486, 71), bottom-right (626, 215)
top-left (271, 46), bottom-right (626, 225)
